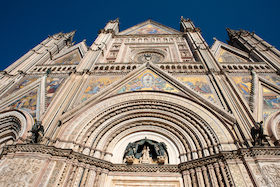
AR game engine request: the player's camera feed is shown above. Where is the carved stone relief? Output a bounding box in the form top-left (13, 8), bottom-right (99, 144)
top-left (0, 157), bottom-right (44, 186)
top-left (251, 163), bottom-right (280, 187)
top-left (123, 138), bottom-right (168, 164)
top-left (134, 52), bottom-right (164, 63)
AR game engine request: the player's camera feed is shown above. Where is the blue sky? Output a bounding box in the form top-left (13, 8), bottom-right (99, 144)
top-left (0, 0), bottom-right (279, 70)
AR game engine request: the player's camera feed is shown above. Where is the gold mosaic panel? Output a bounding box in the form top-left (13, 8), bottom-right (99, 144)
top-left (46, 77), bottom-right (65, 107)
top-left (218, 49), bottom-right (247, 63)
top-left (53, 50), bottom-right (81, 65)
top-left (9, 89), bottom-right (38, 117)
top-left (116, 70), bottom-right (178, 94)
top-left (261, 74), bottom-right (280, 87)
top-left (231, 76), bottom-right (252, 104)
top-left (263, 87), bottom-right (280, 122)
top-left (127, 24), bottom-right (171, 35)
top-left (177, 76), bottom-right (217, 103)
top-left (7, 77), bottom-right (38, 95)
top-left (81, 76), bottom-right (121, 102)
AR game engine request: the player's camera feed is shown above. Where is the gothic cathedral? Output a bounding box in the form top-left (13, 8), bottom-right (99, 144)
top-left (1, 18), bottom-right (280, 186)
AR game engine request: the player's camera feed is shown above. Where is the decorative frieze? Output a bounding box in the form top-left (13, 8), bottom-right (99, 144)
top-left (2, 144), bottom-right (280, 173)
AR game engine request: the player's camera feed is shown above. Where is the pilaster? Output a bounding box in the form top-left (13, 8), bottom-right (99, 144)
top-left (227, 28), bottom-right (280, 72)
top-left (77, 19), bottom-right (119, 72)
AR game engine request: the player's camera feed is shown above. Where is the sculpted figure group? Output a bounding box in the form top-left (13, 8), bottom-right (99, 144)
top-left (124, 138), bottom-right (167, 164)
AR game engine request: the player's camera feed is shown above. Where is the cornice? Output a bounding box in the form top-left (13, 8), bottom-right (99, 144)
top-left (114, 34), bottom-right (183, 38)
top-left (1, 144), bottom-right (280, 173)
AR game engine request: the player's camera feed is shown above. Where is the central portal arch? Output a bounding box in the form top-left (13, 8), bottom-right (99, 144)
top-left (58, 92), bottom-right (236, 161)
top-left (55, 91), bottom-right (237, 186)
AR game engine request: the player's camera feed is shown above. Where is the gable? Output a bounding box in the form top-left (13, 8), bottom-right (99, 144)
top-left (211, 40), bottom-right (250, 63)
top-left (217, 48), bottom-right (248, 63)
top-left (119, 20), bottom-right (180, 35)
top-left (116, 69), bottom-right (179, 94)
top-left (1, 76), bottom-right (39, 97)
top-left (0, 75), bottom-right (67, 119)
top-left (126, 24), bottom-right (172, 35)
top-left (45, 76), bottom-right (66, 107)
top-left (76, 76), bottom-right (121, 105)
top-left (53, 49), bottom-right (82, 65)
top-left (64, 62), bottom-right (233, 124)
top-left (260, 74), bottom-right (280, 88)
top-left (8, 89), bottom-right (38, 117)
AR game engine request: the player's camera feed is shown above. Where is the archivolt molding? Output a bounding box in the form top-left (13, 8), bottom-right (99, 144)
top-left (109, 131), bottom-right (181, 164)
top-left (57, 92), bottom-right (236, 161)
top-left (0, 109), bottom-right (32, 147)
top-left (0, 109), bottom-right (31, 139)
top-left (88, 110), bottom-right (203, 151)
top-left (266, 111), bottom-right (280, 144)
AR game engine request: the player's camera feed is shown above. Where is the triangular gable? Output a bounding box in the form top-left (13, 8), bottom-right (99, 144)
top-left (0, 78), bottom-right (43, 118)
top-left (7, 89), bottom-right (39, 117)
top-left (63, 62), bottom-right (234, 124)
top-left (119, 20), bottom-right (180, 35)
top-left (211, 40), bottom-right (250, 63)
top-left (51, 41), bottom-right (87, 65)
top-left (74, 76), bottom-right (121, 106)
top-left (0, 76), bottom-right (39, 97)
top-left (0, 75), bottom-right (66, 119)
top-left (116, 69), bottom-right (179, 93)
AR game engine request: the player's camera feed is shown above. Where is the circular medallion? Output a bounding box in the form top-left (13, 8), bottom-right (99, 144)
top-left (135, 52), bottom-right (164, 63)
top-left (141, 73), bottom-right (155, 88)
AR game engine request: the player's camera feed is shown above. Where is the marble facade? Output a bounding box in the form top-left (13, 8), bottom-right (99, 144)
top-left (1, 18), bottom-right (280, 186)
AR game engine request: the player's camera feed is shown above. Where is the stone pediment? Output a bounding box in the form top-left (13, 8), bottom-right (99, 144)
top-left (62, 62), bottom-right (234, 124)
top-left (50, 41), bottom-right (87, 65)
top-left (0, 75), bottom-right (66, 119)
top-left (211, 39), bottom-right (250, 63)
top-left (119, 20), bottom-right (181, 35)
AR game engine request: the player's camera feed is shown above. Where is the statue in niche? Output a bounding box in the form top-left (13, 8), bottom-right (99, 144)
top-left (251, 121), bottom-right (268, 146)
top-left (140, 146), bottom-right (151, 164)
top-left (28, 119), bottom-right (44, 143)
top-left (123, 138), bottom-right (168, 164)
top-left (155, 142), bottom-right (167, 164)
top-left (123, 142), bottom-right (136, 164)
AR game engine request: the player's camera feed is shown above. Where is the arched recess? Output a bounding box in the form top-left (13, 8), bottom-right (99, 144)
top-left (57, 92), bottom-right (237, 163)
top-left (0, 109), bottom-right (31, 149)
top-left (266, 111), bottom-right (280, 145)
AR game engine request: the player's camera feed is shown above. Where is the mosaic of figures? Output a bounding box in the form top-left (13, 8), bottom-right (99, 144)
top-left (176, 76), bottom-right (217, 103)
top-left (8, 89), bottom-right (38, 117)
top-left (116, 70), bottom-right (178, 94)
top-left (261, 74), bottom-right (280, 87)
top-left (262, 87), bottom-right (280, 122)
top-left (113, 36), bottom-right (185, 44)
top-left (126, 24), bottom-right (171, 35)
top-left (45, 77), bottom-right (65, 107)
top-left (80, 76), bottom-right (121, 102)
top-left (53, 50), bottom-right (81, 65)
top-left (5, 77), bottom-right (38, 96)
top-left (218, 49), bottom-right (247, 63)
top-left (231, 76), bottom-right (252, 104)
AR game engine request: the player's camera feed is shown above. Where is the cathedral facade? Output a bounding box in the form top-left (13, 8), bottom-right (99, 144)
top-left (0, 18), bottom-right (280, 186)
